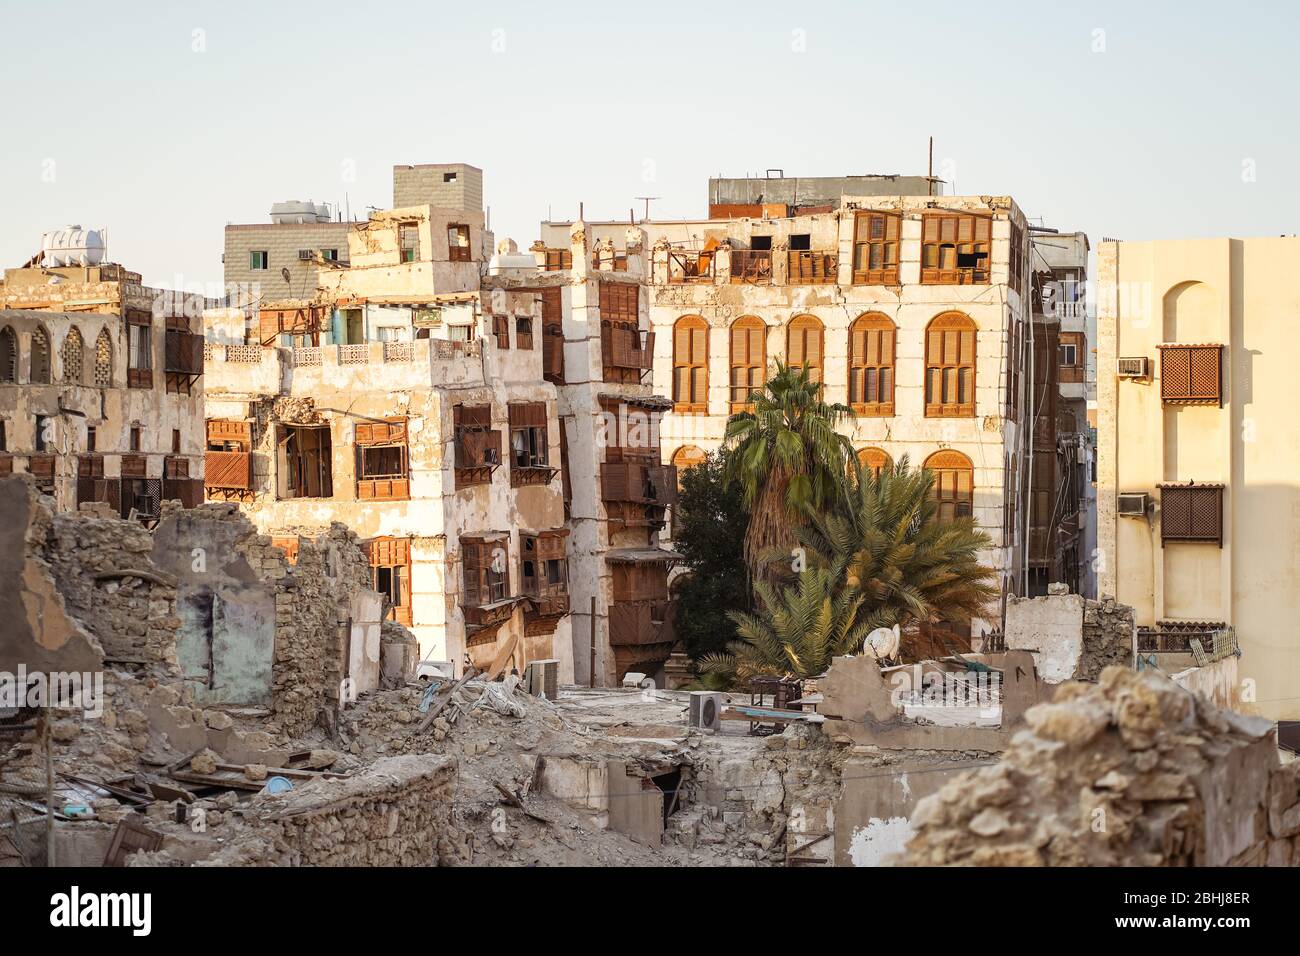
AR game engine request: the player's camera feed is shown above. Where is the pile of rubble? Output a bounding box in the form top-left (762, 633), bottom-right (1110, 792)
top-left (899, 667), bottom-right (1300, 866)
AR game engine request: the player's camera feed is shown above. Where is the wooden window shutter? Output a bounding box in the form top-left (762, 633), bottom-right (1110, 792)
top-left (925, 312), bottom-right (977, 417)
top-left (1159, 484), bottom-right (1223, 544)
top-left (788, 315), bottom-right (823, 384)
top-left (672, 316), bottom-right (708, 410)
top-left (848, 313), bottom-right (895, 415)
top-left (1159, 344), bottom-right (1222, 404)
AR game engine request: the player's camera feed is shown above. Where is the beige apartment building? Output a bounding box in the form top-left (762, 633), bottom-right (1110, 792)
top-left (539, 185), bottom-right (1038, 645)
top-left (1097, 236), bottom-right (1300, 720)
top-left (223, 201), bottom-right (353, 299)
top-left (1, 248), bottom-right (210, 518)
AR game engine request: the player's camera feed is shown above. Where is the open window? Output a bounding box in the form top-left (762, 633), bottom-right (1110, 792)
top-left (368, 537), bottom-right (413, 624)
top-left (519, 530), bottom-right (569, 615)
top-left (921, 213), bottom-right (992, 284)
top-left (276, 423), bottom-right (333, 499)
top-left (509, 402), bottom-right (557, 487)
top-left (461, 535), bottom-right (511, 627)
top-left (454, 404), bottom-right (501, 488)
top-left (447, 223), bottom-right (471, 262)
top-left (399, 222), bottom-right (421, 262)
top-left (126, 309), bottom-right (153, 388)
top-left (355, 418), bottom-right (409, 500)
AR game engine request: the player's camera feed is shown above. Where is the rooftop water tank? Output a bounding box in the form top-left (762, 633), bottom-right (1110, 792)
top-left (270, 200), bottom-right (332, 224)
top-left (40, 225), bottom-right (107, 268)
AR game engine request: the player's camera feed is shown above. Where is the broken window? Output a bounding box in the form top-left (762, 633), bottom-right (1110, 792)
top-left (399, 222), bottom-right (420, 262)
top-left (34, 415), bottom-right (52, 452)
top-left (461, 536), bottom-right (508, 607)
top-left (368, 537), bottom-right (413, 624)
top-left (355, 418), bottom-right (409, 500)
top-left (454, 404), bottom-right (501, 488)
top-left (515, 315), bottom-right (534, 350)
top-left (788, 233), bottom-right (811, 251)
top-left (277, 423), bottom-right (333, 499)
top-left (447, 223), bottom-right (471, 262)
top-left (519, 531), bottom-right (568, 606)
top-left (921, 213), bottom-right (992, 285)
top-left (126, 312), bottom-right (153, 388)
top-left (121, 477), bottom-right (162, 521)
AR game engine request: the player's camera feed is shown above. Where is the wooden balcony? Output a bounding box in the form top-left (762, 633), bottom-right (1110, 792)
top-left (787, 250), bottom-right (838, 284)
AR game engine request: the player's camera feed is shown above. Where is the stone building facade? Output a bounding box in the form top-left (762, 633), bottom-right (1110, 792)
top-left (0, 261), bottom-right (210, 518)
top-left (540, 189), bottom-right (1035, 643)
top-left (204, 167), bottom-right (574, 683)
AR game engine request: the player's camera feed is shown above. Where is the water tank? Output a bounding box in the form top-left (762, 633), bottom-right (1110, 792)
top-left (40, 225), bottom-right (107, 268)
top-left (270, 200), bottom-right (331, 224)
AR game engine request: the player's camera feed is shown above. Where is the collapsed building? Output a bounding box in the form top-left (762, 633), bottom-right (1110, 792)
top-left (1, 475), bottom-right (1293, 868)
top-left (0, 235), bottom-right (212, 519)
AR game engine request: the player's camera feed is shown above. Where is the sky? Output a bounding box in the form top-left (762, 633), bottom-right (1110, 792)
top-left (1, 0), bottom-right (1297, 291)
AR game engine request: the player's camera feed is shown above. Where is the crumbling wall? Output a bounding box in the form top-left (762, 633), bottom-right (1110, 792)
top-left (1006, 589), bottom-right (1134, 684)
top-left (899, 668), bottom-right (1297, 866)
top-left (269, 524), bottom-right (373, 736)
top-left (44, 502), bottom-right (179, 666)
top-left (1080, 597), bottom-right (1135, 681)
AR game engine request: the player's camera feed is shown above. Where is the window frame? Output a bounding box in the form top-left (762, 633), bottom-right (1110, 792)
top-left (852, 211), bottom-right (901, 285)
top-left (671, 315), bottom-right (709, 413)
top-left (1158, 343), bottom-right (1222, 405)
top-left (729, 316), bottom-right (767, 412)
top-left (925, 450), bottom-right (975, 524)
top-left (920, 213), bottom-right (993, 285)
top-left (924, 312), bottom-right (977, 417)
top-left (847, 312), bottom-right (896, 416)
top-left (249, 250), bottom-right (269, 270)
top-left (786, 314), bottom-right (824, 385)
top-left (1158, 483), bottom-right (1224, 546)
top-left (354, 418), bottom-right (410, 501)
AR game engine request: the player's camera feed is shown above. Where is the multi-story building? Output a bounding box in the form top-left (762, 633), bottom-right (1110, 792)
top-left (204, 168), bottom-right (576, 681)
top-left (539, 183), bottom-right (1035, 648)
top-left (1022, 229), bottom-right (1094, 597)
top-left (393, 163), bottom-right (484, 212)
top-left (223, 201), bottom-right (352, 300)
top-left (1097, 236), bottom-right (1300, 720)
top-left (0, 237), bottom-right (209, 517)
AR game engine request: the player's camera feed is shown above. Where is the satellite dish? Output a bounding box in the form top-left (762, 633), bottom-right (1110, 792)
top-left (280, 266), bottom-right (292, 284)
top-left (865, 624), bottom-right (901, 660)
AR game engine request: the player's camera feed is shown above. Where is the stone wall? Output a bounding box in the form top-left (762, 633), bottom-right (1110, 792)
top-left (1080, 597), bottom-right (1135, 680)
top-left (193, 755), bottom-right (462, 867)
top-left (899, 668), bottom-right (1298, 866)
top-left (1006, 589), bottom-right (1134, 684)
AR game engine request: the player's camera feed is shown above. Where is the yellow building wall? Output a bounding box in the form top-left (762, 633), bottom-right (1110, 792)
top-left (1099, 237), bottom-right (1300, 719)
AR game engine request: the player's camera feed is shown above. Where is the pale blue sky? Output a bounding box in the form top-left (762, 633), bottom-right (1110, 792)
top-left (1, 0), bottom-right (1296, 290)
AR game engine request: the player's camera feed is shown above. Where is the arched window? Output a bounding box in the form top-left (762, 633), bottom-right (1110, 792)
top-left (856, 447), bottom-right (893, 479)
top-left (62, 327), bottom-right (84, 384)
top-left (924, 450), bottom-right (974, 524)
top-left (30, 327), bottom-right (52, 384)
top-left (924, 312), bottom-right (977, 417)
top-left (848, 312), bottom-right (895, 415)
top-left (94, 329), bottom-right (113, 387)
top-left (672, 315), bottom-right (709, 412)
top-left (670, 444), bottom-right (707, 488)
top-left (787, 314), bottom-right (823, 385)
top-left (729, 316), bottom-right (766, 411)
top-left (0, 327), bottom-right (16, 383)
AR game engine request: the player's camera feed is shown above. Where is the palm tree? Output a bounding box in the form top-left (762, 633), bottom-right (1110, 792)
top-left (700, 563), bottom-right (871, 682)
top-left (724, 362), bottom-right (854, 585)
top-left (804, 454), bottom-right (999, 659)
top-left (704, 456), bottom-right (998, 679)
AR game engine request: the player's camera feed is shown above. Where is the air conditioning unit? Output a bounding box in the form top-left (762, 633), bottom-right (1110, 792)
top-left (524, 659), bottom-right (559, 700)
top-left (688, 691), bottom-right (723, 733)
top-left (298, 249), bottom-right (313, 260)
top-left (1117, 492), bottom-right (1149, 516)
top-left (1117, 356), bottom-right (1149, 377)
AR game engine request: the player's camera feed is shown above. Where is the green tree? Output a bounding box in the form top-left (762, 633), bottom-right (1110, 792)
top-left (704, 456), bottom-right (998, 679)
top-left (724, 362), bottom-right (855, 585)
top-left (671, 451), bottom-right (751, 662)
